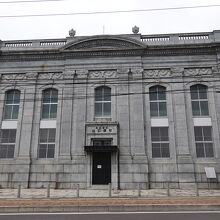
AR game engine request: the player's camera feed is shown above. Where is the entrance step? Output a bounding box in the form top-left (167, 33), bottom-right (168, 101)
top-left (90, 185), bottom-right (109, 190)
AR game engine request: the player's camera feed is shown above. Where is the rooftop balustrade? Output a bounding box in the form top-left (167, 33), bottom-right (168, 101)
top-left (0, 30), bottom-right (220, 50)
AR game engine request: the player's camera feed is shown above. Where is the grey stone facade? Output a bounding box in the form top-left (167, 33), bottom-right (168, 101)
top-left (0, 31), bottom-right (220, 189)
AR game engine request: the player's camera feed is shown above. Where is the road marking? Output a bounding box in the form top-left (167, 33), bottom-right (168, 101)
top-left (0, 211), bottom-right (220, 215)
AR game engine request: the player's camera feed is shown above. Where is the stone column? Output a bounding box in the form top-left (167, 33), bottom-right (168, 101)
top-left (72, 70), bottom-right (88, 157)
top-left (17, 72), bottom-right (37, 158)
top-left (211, 66), bottom-right (220, 158)
top-left (171, 67), bottom-right (195, 188)
top-left (119, 68), bottom-right (149, 189)
top-left (16, 72), bottom-right (38, 187)
top-left (71, 70), bottom-right (87, 188)
top-left (129, 68), bottom-right (147, 156)
top-left (0, 73), bottom-right (4, 122)
top-left (58, 70), bottom-right (74, 160)
top-left (116, 68), bottom-right (130, 156)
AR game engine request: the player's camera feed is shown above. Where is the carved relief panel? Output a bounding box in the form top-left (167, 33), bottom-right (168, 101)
top-left (85, 122), bottom-right (119, 146)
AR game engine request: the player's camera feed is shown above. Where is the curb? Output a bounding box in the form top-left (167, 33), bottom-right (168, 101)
top-left (0, 204), bottom-right (220, 213)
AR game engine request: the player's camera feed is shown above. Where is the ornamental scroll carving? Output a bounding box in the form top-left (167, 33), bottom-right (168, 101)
top-left (38, 72), bottom-right (64, 80)
top-left (38, 72), bottom-right (76, 79)
top-left (1, 72), bottom-right (75, 81)
top-left (212, 66), bottom-right (219, 74)
top-left (131, 68), bottom-right (144, 75)
top-left (171, 67), bottom-right (184, 77)
top-left (1, 74), bottom-right (26, 81)
top-left (184, 68), bottom-right (212, 76)
top-left (89, 70), bottom-right (117, 78)
top-left (144, 69), bottom-right (171, 78)
top-left (64, 71), bottom-right (75, 79)
top-left (26, 72), bottom-right (38, 79)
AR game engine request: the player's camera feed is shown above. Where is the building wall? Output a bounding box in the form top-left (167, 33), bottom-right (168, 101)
top-left (0, 32), bottom-right (220, 189)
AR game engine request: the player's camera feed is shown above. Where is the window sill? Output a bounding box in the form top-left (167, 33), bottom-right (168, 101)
top-left (1, 120), bottom-right (18, 129)
top-left (94, 117), bottom-right (112, 122)
top-left (0, 158), bottom-right (16, 164)
top-left (41, 118), bottom-right (57, 120)
top-left (149, 157), bottom-right (175, 163)
top-left (37, 158), bottom-right (55, 161)
top-left (195, 157), bottom-right (217, 162)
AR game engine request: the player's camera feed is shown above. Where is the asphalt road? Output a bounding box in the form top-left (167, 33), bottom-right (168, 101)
top-left (0, 212), bottom-right (220, 220)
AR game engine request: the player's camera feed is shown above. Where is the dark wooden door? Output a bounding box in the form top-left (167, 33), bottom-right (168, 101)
top-left (92, 152), bottom-right (111, 185)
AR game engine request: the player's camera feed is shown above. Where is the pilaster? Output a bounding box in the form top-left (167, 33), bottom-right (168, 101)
top-left (171, 67), bottom-right (195, 187)
top-left (58, 70), bottom-right (74, 159)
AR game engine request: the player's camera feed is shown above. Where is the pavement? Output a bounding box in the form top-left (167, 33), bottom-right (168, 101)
top-left (0, 188), bottom-right (220, 213)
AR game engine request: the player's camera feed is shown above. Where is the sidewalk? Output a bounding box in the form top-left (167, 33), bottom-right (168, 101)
top-left (0, 189), bottom-right (220, 213)
top-left (1, 188), bottom-right (220, 198)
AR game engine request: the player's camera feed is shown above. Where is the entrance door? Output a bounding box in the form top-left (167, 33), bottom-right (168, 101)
top-left (92, 152), bottom-right (111, 185)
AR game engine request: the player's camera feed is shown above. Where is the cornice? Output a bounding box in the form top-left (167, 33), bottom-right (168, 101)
top-left (144, 44), bottom-right (217, 56)
top-left (0, 43), bottom-right (219, 62)
top-left (0, 48), bottom-right (144, 62)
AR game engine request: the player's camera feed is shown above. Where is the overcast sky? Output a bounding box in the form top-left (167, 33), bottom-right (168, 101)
top-left (0, 0), bottom-right (220, 40)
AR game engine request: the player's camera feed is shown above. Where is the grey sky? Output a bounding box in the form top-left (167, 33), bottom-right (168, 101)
top-left (0, 0), bottom-right (220, 40)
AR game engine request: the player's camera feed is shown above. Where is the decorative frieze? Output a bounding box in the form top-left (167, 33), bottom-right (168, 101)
top-left (63, 70), bottom-right (75, 79)
top-left (171, 67), bottom-right (184, 76)
top-left (131, 68), bottom-right (144, 76)
top-left (117, 68), bottom-right (129, 75)
top-left (38, 72), bottom-right (64, 80)
top-left (144, 69), bottom-right (171, 78)
top-left (1, 73), bottom-right (26, 81)
top-left (212, 65), bottom-right (220, 74)
top-left (1, 72), bottom-right (75, 81)
top-left (89, 70), bottom-right (117, 78)
top-left (184, 68), bottom-right (212, 76)
top-left (75, 70), bottom-right (88, 79)
top-left (26, 72), bottom-right (38, 79)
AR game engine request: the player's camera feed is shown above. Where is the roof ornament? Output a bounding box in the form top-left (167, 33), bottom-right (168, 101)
top-left (69, 29), bottom-right (76, 37)
top-left (132, 26), bottom-right (139, 34)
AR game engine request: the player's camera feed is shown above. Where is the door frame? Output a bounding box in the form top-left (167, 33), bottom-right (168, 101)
top-left (92, 152), bottom-right (111, 185)
top-left (86, 151), bottom-right (118, 189)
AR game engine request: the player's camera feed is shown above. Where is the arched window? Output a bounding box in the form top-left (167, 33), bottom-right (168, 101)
top-left (95, 86), bottom-right (111, 117)
top-left (190, 84), bottom-right (209, 116)
top-left (41, 88), bottom-right (58, 119)
top-left (149, 85), bottom-right (167, 117)
top-left (4, 90), bottom-right (20, 120)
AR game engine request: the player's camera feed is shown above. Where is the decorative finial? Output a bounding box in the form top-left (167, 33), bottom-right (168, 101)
top-left (132, 26), bottom-right (139, 34)
top-left (69, 29), bottom-right (76, 37)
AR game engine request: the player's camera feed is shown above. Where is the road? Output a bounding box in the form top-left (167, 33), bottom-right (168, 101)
top-left (0, 212), bottom-right (220, 220)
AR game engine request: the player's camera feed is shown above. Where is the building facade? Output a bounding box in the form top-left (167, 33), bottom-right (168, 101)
top-left (0, 30), bottom-right (220, 189)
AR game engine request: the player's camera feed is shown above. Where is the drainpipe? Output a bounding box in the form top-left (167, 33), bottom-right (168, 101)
top-left (117, 149), bottom-right (120, 189)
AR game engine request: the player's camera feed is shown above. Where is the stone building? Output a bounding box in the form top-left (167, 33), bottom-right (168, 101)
top-left (0, 30), bottom-right (220, 189)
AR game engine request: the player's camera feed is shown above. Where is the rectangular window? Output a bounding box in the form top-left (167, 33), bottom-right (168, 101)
top-left (41, 89), bottom-right (58, 119)
top-left (149, 86), bottom-right (167, 117)
top-left (151, 127), bottom-right (170, 158)
top-left (93, 139), bottom-right (112, 146)
top-left (38, 128), bottom-right (55, 158)
top-left (190, 85), bottom-right (209, 116)
top-left (0, 129), bottom-right (16, 158)
top-left (194, 126), bottom-right (214, 158)
top-left (95, 87), bottom-right (111, 117)
top-left (4, 90), bottom-right (20, 120)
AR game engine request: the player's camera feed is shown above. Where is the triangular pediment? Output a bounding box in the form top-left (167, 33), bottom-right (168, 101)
top-left (61, 35), bottom-right (146, 51)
